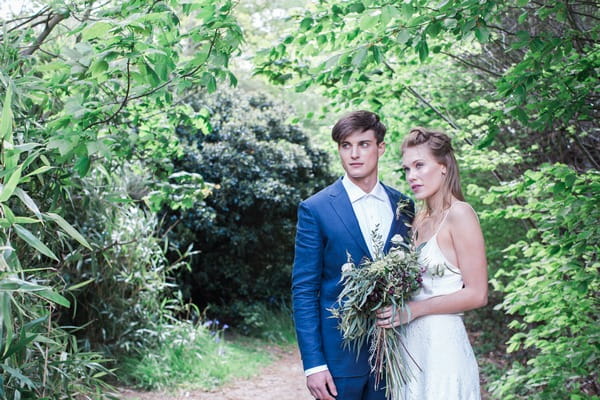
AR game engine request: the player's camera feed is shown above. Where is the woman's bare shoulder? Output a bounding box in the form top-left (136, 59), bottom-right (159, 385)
top-left (448, 201), bottom-right (479, 226)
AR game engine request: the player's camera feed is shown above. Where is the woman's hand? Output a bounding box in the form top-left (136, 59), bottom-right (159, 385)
top-left (376, 304), bottom-right (413, 328)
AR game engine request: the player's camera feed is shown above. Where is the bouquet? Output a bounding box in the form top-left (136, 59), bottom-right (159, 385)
top-left (330, 233), bottom-right (423, 398)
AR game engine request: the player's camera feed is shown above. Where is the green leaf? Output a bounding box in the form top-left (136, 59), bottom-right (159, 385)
top-left (13, 224), bottom-right (58, 261)
top-left (36, 289), bottom-right (70, 308)
top-left (352, 46), bottom-right (368, 66)
top-left (359, 14), bottom-right (379, 31)
top-left (371, 46), bottom-right (383, 64)
top-left (416, 40), bottom-right (429, 62)
top-left (201, 72), bottom-right (217, 93)
top-left (15, 188), bottom-right (42, 218)
top-left (427, 21), bottom-right (442, 37)
top-left (0, 364), bottom-right (35, 388)
top-left (74, 155), bottom-right (91, 177)
top-left (397, 30), bottom-right (411, 45)
top-left (475, 27), bottom-right (490, 43)
top-left (66, 278), bottom-right (95, 291)
top-left (0, 86), bottom-right (13, 142)
top-left (0, 165), bottom-right (23, 203)
top-left (81, 21), bottom-right (113, 41)
top-left (89, 59), bottom-right (109, 78)
top-left (23, 165), bottom-right (53, 178)
top-left (347, 2), bottom-right (365, 14)
top-left (300, 17), bottom-right (313, 31)
top-left (45, 212), bottom-right (92, 250)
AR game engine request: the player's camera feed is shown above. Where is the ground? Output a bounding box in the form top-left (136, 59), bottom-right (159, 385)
top-left (117, 346), bottom-right (313, 400)
top-left (118, 342), bottom-right (494, 400)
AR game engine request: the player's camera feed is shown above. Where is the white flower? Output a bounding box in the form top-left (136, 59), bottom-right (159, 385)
top-left (396, 250), bottom-right (406, 261)
top-left (341, 262), bottom-right (354, 273)
top-left (390, 234), bottom-right (404, 246)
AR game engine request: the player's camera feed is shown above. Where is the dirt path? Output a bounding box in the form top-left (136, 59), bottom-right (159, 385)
top-left (118, 346), bottom-right (313, 400)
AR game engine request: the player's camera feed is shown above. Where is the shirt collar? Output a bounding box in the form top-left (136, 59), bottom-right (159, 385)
top-left (342, 174), bottom-right (388, 203)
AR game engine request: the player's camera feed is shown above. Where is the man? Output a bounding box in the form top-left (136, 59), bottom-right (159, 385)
top-left (292, 110), bottom-right (414, 400)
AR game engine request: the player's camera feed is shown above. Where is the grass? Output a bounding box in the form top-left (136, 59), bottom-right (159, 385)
top-left (117, 305), bottom-right (298, 392)
top-left (118, 321), bottom-right (273, 391)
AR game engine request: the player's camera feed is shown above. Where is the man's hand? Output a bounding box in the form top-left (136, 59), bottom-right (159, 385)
top-left (306, 370), bottom-right (337, 400)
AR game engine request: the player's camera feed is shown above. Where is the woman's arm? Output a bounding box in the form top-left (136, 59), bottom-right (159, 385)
top-left (377, 202), bottom-right (488, 327)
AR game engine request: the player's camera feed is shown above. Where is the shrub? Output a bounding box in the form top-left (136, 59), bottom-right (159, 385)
top-left (487, 164), bottom-right (599, 399)
top-left (165, 87), bottom-right (334, 329)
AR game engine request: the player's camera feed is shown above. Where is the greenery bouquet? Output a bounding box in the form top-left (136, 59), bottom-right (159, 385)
top-left (330, 233), bottom-right (423, 398)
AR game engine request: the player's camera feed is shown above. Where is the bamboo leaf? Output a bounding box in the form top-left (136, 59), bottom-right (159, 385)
top-left (0, 363), bottom-right (35, 388)
top-left (45, 212), bottom-right (92, 250)
top-left (0, 86), bottom-right (13, 142)
top-left (23, 165), bottom-right (54, 178)
top-left (0, 165), bottom-right (23, 203)
top-left (36, 289), bottom-right (70, 308)
top-left (13, 224), bottom-right (59, 261)
top-left (14, 188), bottom-right (42, 219)
top-left (66, 278), bottom-right (95, 291)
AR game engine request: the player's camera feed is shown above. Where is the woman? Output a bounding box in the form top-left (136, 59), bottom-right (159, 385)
top-left (376, 127), bottom-right (488, 399)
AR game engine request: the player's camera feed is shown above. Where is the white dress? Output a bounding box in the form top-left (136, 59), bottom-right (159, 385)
top-left (397, 211), bottom-right (481, 400)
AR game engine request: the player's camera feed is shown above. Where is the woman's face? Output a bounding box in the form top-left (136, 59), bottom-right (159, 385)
top-left (401, 144), bottom-right (447, 201)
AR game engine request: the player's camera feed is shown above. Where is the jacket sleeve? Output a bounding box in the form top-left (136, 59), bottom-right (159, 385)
top-left (292, 201), bottom-right (326, 370)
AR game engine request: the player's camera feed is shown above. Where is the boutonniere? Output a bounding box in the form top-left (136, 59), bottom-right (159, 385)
top-left (395, 198), bottom-right (412, 221)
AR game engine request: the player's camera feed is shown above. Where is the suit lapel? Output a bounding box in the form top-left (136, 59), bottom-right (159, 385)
top-left (329, 180), bottom-right (371, 257)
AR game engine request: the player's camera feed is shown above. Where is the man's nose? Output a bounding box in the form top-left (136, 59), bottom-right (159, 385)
top-left (350, 145), bottom-right (359, 158)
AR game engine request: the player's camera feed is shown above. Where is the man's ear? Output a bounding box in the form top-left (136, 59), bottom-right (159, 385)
top-left (378, 141), bottom-right (386, 157)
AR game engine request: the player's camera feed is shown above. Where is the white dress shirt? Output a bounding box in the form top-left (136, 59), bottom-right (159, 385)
top-left (342, 175), bottom-right (394, 259)
top-left (305, 175), bottom-right (394, 376)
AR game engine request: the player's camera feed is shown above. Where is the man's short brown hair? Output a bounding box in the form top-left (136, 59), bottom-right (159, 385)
top-left (331, 110), bottom-right (386, 144)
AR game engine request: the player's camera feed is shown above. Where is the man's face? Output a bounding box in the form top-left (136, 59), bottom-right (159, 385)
top-left (338, 129), bottom-right (385, 185)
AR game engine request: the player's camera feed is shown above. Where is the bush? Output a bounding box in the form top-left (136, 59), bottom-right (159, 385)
top-left (165, 87), bottom-right (334, 330)
top-left (55, 164), bottom-right (189, 356)
top-left (487, 164), bottom-right (599, 399)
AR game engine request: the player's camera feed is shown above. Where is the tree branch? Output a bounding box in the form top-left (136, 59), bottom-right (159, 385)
top-left (21, 12), bottom-right (68, 56)
top-left (84, 58), bottom-right (132, 130)
top-left (440, 51), bottom-right (503, 78)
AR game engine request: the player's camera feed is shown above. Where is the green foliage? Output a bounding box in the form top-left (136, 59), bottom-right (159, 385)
top-left (165, 87), bottom-right (334, 330)
top-left (235, 302), bottom-right (297, 345)
top-left (54, 165), bottom-right (189, 356)
top-left (0, 0), bottom-right (244, 397)
top-left (485, 165), bottom-right (599, 399)
top-left (255, 0), bottom-right (598, 170)
top-left (119, 319), bottom-right (271, 390)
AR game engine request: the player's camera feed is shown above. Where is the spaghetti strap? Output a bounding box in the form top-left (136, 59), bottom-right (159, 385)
top-left (432, 202), bottom-right (456, 237)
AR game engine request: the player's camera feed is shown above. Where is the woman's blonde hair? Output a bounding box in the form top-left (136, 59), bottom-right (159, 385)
top-left (401, 127), bottom-right (464, 216)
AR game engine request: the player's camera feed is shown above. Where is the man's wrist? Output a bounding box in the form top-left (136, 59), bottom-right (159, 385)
top-left (305, 364), bottom-right (329, 377)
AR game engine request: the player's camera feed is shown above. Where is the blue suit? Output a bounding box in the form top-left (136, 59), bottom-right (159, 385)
top-left (292, 178), bottom-right (414, 398)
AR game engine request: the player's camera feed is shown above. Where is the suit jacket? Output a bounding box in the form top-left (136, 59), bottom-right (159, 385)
top-left (292, 177), bottom-right (414, 377)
